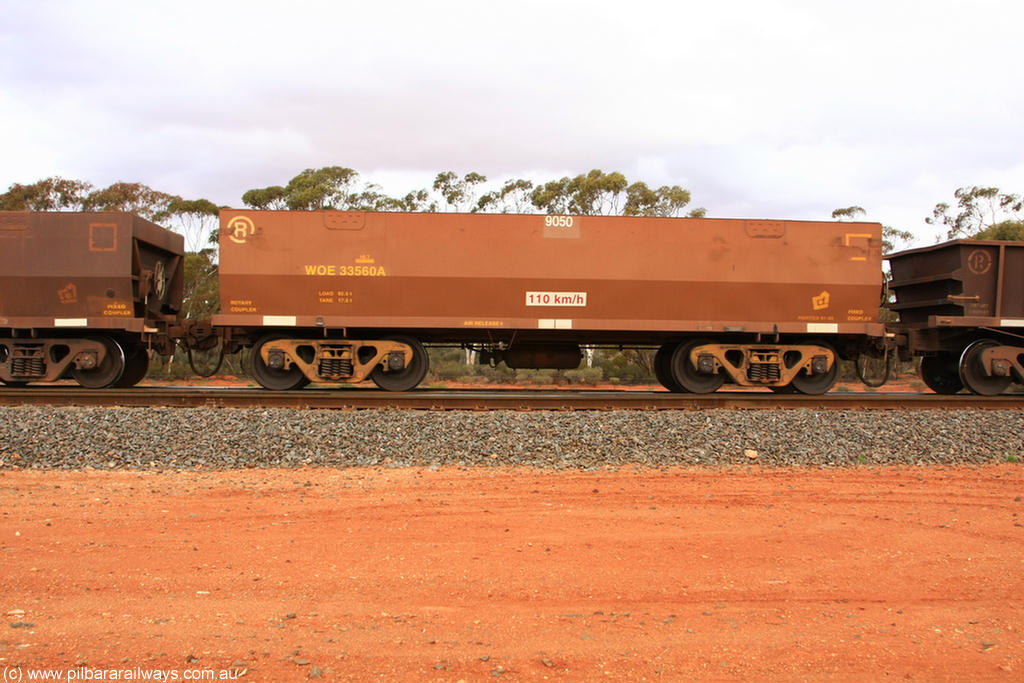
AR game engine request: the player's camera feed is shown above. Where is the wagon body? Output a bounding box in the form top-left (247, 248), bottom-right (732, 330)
top-left (887, 239), bottom-right (1024, 395)
top-left (0, 212), bottom-right (183, 386)
top-left (0, 211), bottom-right (183, 331)
top-left (215, 210), bottom-right (885, 341)
top-left (888, 239), bottom-right (1024, 331)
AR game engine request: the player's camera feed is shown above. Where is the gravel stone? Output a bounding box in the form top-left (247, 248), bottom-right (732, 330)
top-left (0, 406), bottom-right (1021, 470)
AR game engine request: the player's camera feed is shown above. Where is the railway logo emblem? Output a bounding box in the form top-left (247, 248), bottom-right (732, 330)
top-left (812, 290), bottom-right (830, 311)
top-left (57, 283), bottom-right (78, 304)
top-left (227, 216), bottom-right (256, 244)
top-left (967, 249), bottom-right (992, 275)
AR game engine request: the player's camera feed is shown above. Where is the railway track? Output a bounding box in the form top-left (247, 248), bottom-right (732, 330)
top-left (0, 386), bottom-right (1022, 410)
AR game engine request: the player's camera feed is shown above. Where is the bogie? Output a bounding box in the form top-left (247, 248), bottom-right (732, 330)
top-left (247, 335), bottom-right (428, 391)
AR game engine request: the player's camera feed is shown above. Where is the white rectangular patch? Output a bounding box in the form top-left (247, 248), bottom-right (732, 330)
top-left (1001, 319), bottom-right (1024, 327)
top-left (263, 315), bottom-right (297, 326)
top-left (537, 319), bottom-right (574, 330)
top-left (806, 323), bottom-right (839, 334)
top-left (526, 291), bottom-right (587, 307)
top-left (54, 318), bottom-right (88, 327)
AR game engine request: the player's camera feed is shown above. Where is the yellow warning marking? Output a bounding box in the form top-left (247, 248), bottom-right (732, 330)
top-left (844, 233), bottom-right (872, 261)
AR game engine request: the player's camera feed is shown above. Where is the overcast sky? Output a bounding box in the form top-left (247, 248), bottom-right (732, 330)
top-left (2, 0), bottom-right (1021, 246)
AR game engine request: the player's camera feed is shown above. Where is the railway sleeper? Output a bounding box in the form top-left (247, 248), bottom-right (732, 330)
top-left (688, 342), bottom-right (837, 389)
top-left (257, 338), bottom-right (413, 384)
top-left (0, 338), bottom-right (112, 383)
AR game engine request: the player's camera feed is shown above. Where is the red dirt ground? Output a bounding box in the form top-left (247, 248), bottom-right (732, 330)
top-left (2, 465), bottom-right (1022, 681)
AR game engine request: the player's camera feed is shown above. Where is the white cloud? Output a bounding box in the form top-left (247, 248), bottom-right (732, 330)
top-left (2, 0), bottom-right (1022, 246)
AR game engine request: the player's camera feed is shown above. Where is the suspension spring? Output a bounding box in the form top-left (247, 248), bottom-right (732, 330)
top-left (748, 363), bottom-right (780, 383)
top-left (319, 357), bottom-right (353, 378)
top-left (12, 355), bottom-right (45, 377)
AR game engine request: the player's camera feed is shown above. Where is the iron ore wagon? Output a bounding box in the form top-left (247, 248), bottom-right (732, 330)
top-left (0, 211), bottom-right (183, 387)
top-left (888, 239), bottom-right (1024, 395)
top-left (214, 210), bottom-right (887, 393)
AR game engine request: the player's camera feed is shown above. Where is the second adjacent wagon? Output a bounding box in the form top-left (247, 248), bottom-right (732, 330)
top-left (888, 239), bottom-right (1024, 395)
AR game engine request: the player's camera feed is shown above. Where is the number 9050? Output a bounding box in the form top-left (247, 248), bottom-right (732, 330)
top-left (544, 215), bottom-right (575, 228)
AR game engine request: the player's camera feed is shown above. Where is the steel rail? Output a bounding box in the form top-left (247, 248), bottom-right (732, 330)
top-left (0, 386), bottom-right (1022, 410)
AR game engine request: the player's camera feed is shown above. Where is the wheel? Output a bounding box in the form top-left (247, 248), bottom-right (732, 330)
top-left (653, 343), bottom-right (683, 392)
top-left (669, 339), bottom-right (724, 394)
top-left (370, 336), bottom-right (429, 391)
top-left (71, 337), bottom-right (126, 388)
top-left (113, 344), bottom-right (150, 388)
top-left (919, 353), bottom-right (963, 394)
top-left (250, 335), bottom-right (309, 391)
top-left (789, 340), bottom-right (839, 395)
top-left (959, 340), bottom-right (1011, 396)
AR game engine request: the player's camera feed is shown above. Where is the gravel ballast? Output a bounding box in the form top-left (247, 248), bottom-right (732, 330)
top-left (1, 406), bottom-right (1022, 469)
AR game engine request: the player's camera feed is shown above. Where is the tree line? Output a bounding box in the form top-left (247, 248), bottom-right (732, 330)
top-left (239, 166), bottom-right (707, 218)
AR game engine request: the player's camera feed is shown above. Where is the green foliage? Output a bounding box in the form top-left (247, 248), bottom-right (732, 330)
top-left (564, 367), bottom-right (604, 384)
top-left (623, 181), bottom-right (700, 217)
top-left (0, 176), bottom-right (177, 222)
top-left (241, 167), bottom-right (367, 211)
top-left (527, 170), bottom-right (703, 218)
top-left (974, 219), bottom-right (1024, 241)
top-left (531, 169), bottom-right (629, 215)
top-left (476, 178), bottom-right (535, 213)
top-left (82, 182), bottom-right (177, 221)
top-left (182, 251), bottom-right (219, 318)
top-left (399, 189), bottom-right (431, 212)
top-left (567, 169), bottom-right (628, 215)
top-left (432, 171), bottom-right (488, 212)
top-left (347, 183), bottom-right (408, 212)
top-left (0, 176), bottom-right (92, 210)
top-left (165, 197), bottom-right (221, 251)
top-left (529, 177), bottom-right (573, 214)
top-left (596, 350), bottom-right (652, 382)
top-left (240, 185), bottom-right (287, 210)
top-left (284, 166), bottom-right (360, 210)
top-left (927, 186), bottom-right (1023, 239)
top-left (882, 224), bottom-right (915, 253)
top-left (832, 206), bottom-right (866, 221)
top-left (240, 166), bottom-right (702, 220)
top-left (241, 167), bottom-right (449, 213)
top-left (425, 345), bottom-right (659, 386)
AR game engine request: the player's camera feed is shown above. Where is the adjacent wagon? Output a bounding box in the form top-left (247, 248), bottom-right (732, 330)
top-left (0, 211), bottom-right (183, 387)
top-left (888, 239), bottom-right (1024, 395)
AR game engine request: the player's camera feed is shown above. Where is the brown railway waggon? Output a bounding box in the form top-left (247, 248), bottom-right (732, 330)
top-left (215, 210), bottom-right (887, 393)
top-left (888, 240), bottom-right (1024, 395)
top-left (0, 212), bottom-right (183, 387)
